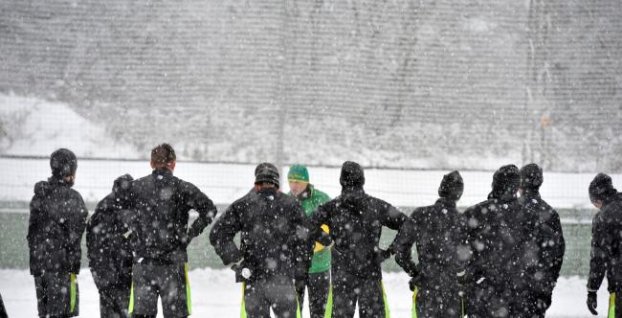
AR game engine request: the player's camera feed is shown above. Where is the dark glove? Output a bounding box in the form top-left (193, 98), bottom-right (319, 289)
top-left (587, 291), bottom-right (598, 315)
top-left (294, 276), bottom-right (307, 293)
top-left (375, 248), bottom-right (393, 264)
top-left (317, 231), bottom-right (332, 247)
top-left (408, 274), bottom-right (421, 292)
top-left (231, 262), bottom-right (251, 283)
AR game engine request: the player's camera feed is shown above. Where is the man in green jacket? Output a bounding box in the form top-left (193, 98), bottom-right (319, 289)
top-left (288, 164), bottom-right (332, 318)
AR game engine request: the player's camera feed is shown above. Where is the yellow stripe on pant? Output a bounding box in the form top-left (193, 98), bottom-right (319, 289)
top-left (380, 281), bottom-right (391, 318)
top-left (411, 288), bottom-right (418, 318)
top-left (610, 292), bottom-right (616, 318)
top-left (128, 282), bottom-right (135, 315)
top-left (69, 273), bottom-right (77, 314)
top-left (323, 284), bottom-right (333, 318)
top-left (185, 263), bottom-right (192, 315)
top-left (240, 283), bottom-right (247, 318)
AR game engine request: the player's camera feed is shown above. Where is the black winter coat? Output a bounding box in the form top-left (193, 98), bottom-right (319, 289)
top-left (86, 175), bottom-right (133, 290)
top-left (464, 195), bottom-right (532, 292)
top-left (28, 177), bottom-right (88, 275)
top-left (310, 187), bottom-right (410, 279)
top-left (209, 188), bottom-right (311, 282)
top-left (128, 169), bottom-right (217, 263)
top-left (588, 194), bottom-right (622, 293)
top-left (517, 191), bottom-right (565, 297)
top-left (395, 198), bottom-right (469, 290)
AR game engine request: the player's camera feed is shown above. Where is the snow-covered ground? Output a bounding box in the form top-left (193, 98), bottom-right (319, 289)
top-left (0, 269), bottom-right (606, 317)
top-left (1, 156), bottom-right (619, 213)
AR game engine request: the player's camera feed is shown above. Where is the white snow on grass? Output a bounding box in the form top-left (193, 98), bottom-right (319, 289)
top-left (0, 269), bottom-right (607, 317)
top-left (1, 157), bottom-right (620, 211)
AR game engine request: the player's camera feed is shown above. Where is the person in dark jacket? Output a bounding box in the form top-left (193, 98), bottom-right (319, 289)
top-left (394, 171), bottom-right (469, 317)
top-left (513, 163), bottom-right (565, 317)
top-left (87, 174), bottom-right (134, 318)
top-left (209, 162), bottom-right (312, 318)
top-left (463, 164), bottom-right (533, 318)
top-left (127, 143), bottom-right (217, 318)
top-left (28, 148), bottom-right (88, 318)
top-left (586, 173), bottom-right (622, 317)
top-left (309, 161), bottom-right (413, 318)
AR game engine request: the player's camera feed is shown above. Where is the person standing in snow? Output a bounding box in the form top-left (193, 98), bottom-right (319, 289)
top-left (308, 161), bottom-right (413, 318)
top-left (394, 171), bottom-right (469, 317)
top-left (127, 143), bottom-right (217, 318)
top-left (209, 162), bottom-right (312, 318)
top-left (463, 164), bottom-right (531, 318)
top-left (586, 173), bottom-right (622, 317)
top-left (287, 164), bottom-right (332, 318)
top-left (86, 174), bottom-right (134, 318)
top-left (28, 148), bottom-right (88, 318)
top-left (513, 163), bottom-right (565, 317)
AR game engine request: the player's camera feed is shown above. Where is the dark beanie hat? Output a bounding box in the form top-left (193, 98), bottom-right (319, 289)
top-left (340, 161), bottom-right (365, 188)
top-left (50, 148), bottom-right (77, 178)
top-left (519, 163), bottom-right (543, 190)
top-left (438, 171), bottom-right (464, 201)
top-left (589, 173), bottom-right (617, 202)
top-left (490, 164), bottom-right (520, 199)
top-left (254, 162), bottom-right (280, 188)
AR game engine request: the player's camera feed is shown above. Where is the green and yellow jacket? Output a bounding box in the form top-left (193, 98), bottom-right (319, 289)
top-left (291, 184), bottom-right (331, 273)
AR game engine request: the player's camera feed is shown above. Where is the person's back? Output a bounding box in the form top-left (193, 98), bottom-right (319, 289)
top-left (217, 188), bottom-right (310, 280)
top-left (586, 173), bottom-right (622, 317)
top-left (310, 161), bottom-right (410, 318)
top-left (28, 148), bottom-right (88, 318)
top-left (87, 174), bottom-right (134, 318)
top-left (464, 164), bottom-right (525, 318)
top-left (406, 171), bottom-right (467, 317)
top-left (515, 163), bottom-right (565, 317)
top-left (209, 162), bottom-right (311, 318)
top-left (127, 143), bottom-right (217, 318)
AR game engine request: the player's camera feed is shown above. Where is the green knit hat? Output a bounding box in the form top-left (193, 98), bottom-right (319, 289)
top-left (288, 164), bottom-right (309, 183)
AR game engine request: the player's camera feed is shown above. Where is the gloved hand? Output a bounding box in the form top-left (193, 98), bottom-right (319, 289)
top-left (231, 259), bottom-right (251, 282)
top-left (317, 231), bottom-right (333, 247)
top-left (408, 274), bottom-right (421, 292)
top-left (294, 277), bottom-right (307, 293)
top-left (375, 248), bottom-right (393, 264)
top-left (587, 291), bottom-right (598, 315)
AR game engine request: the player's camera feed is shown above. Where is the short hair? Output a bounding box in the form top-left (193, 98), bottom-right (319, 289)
top-left (151, 143), bottom-right (176, 167)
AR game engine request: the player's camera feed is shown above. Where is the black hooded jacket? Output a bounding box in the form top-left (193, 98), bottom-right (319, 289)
top-left (128, 169), bottom-right (217, 263)
top-left (309, 162), bottom-right (411, 279)
top-left (86, 174), bottom-right (133, 290)
top-left (588, 193), bottom-right (622, 293)
top-left (28, 176), bottom-right (88, 275)
top-left (464, 166), bottom-right (532, 290)
top-left (209, 188), bottom-right (312, 282)
top-left (517, 189), bottom-right (565, 297)
top-left (395, 198), bottom-right (469, 290)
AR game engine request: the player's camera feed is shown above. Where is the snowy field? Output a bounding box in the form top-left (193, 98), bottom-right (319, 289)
top-left (0, 269), bottom-right (607, 318)
top-left (1, 157), bottom-right (620, 213)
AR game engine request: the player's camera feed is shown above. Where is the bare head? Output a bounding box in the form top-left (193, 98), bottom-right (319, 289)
top-left (150, 143), bottom-right (176, 171)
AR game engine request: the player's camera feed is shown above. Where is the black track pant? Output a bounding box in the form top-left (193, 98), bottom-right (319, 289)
top-left (34, 272), bottom-right (79, 318)
top-left (98, 286), bottom-right (130, 318)
top-left (296, 271), bottom-right (330, 318)
top-left (325, 270), bottom-right (389, 318)
top-left (129, 262), bottom-right (190, 318)
top-left (465, 281), bottom-right (512, 318)
top-left (242, 275), bottom-right (300, 318)
top-left (511, 290), bottom-right (552, 318)
top-left (413, 286), bottom-right (463, 317)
